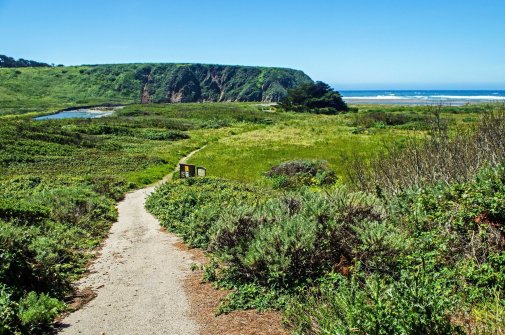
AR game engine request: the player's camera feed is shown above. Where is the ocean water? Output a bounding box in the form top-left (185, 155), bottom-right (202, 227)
top-left (340, 90), bottom-right (505, 105)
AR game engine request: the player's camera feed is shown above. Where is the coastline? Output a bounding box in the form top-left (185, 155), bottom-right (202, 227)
top-left (343, 98), bottom-right (505, 106)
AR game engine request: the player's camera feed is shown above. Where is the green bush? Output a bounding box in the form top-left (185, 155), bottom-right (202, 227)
top-left (147, 163), bottom-right (505, 334)
top-left (0, 198), bottom-right (50, 224)
top-left (265, 160), bottom-right (337, 188)
top-left (137, 129), bottom-right (190, 141)
top-left (349, 111), bottom-right (426, 129)
top-left (146, 177), bottom-right (261, 248)
top-left (0, 176), bottom-right (120, 333)
top-left (286, 270), bottom-right (459, 335)
top-left (0, 286), bottom-right (16, 335)
top-left (209, 188), bottom-right (386, 287)
top-left (17, 292), bottom-right (64, 334)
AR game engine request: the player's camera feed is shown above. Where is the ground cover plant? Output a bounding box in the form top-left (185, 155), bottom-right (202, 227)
top-left (265, 159), bottom-right (337, 188)
top-left (147, 104), bottom-right (504, 334)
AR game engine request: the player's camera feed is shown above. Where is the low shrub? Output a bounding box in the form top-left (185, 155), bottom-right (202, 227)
top-left (0, 176), bottom-right (119, 333)
top-left (209, 188), bottom-right (389, 287)
top-left (0, 286), bottom-right (16, 335)
top-left (349, 111), bottom-right (425, 129)
top-left (146, 177), bottom-right (261, 248)
top-left (137, 129), bottom-right (190, 141)
top-left (84, 175), bottom-right (134, 201)
top-left (265, 160), bottom-right (336, 188)
top-left (17, 292), bottom-right (65, 334)
top-left (147, 165), bottom-right (504, 334)
top-left (286, 270), bottom-right (459, 335)
top-left (347, 110), bottom-right (505, 194)
top-left (0, 198), bottom-right (50, 224)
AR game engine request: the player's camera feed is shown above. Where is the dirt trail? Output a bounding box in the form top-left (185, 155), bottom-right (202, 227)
top-left (59, 148), bottom-right (205, 335)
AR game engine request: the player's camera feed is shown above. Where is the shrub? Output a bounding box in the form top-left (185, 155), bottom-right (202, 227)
top-left (0, 220), bottom-right (72, 298)
top-left (0, 286), bottom-right (16, 335)
top-left (84, 175), bottom-right (134, 201)
top-left (137, 129), bottom-right (190, 141)
top-left (0, 175), bottom-right (121, 334)
top-left (146, 177), bottom-right (261, 248)
top-left (393, 165), bottom-right (505, 268)
top-left (209, 188), bottom-right (386, 287)
top-left (0, 198), bottom-right (50, 224)
top-left (265, 160), bottom-right (337, 188)
top-left (17, 292), bottom-right (64, 334)
top-left (346, 109), bottom-right (505, 194)
top-left (349, 111), bottom-right (425, 129)
top-left (286, 270), bottom-right (460, 335)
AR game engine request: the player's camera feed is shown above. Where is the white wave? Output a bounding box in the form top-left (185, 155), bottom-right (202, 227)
top-left (344, 95), bottom-right (409, 100)
top-left (430, 95), bottom-right (505, 100)
top-left (344, 95), bottom-right (505, 101)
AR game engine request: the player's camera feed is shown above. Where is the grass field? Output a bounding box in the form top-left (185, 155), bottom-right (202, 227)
top-left (186, 104), bottom-right (483, 183)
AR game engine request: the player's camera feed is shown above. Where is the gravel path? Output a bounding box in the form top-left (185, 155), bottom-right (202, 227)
top-left (59, 149), bottom-right (205, 335)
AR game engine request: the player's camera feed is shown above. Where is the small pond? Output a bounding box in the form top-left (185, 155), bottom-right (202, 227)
top-left (34, 108), bottom-right (117, 121)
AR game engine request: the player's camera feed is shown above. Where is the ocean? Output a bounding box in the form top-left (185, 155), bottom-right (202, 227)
top-left (340, 90), bottom-right (505, 105)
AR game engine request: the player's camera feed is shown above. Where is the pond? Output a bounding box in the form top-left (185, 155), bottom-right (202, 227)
top-left (34, 108), bottom-right (117, 120)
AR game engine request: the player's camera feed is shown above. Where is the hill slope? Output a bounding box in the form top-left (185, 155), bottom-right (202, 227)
top-left (0, 63), bottom-right (312, 115)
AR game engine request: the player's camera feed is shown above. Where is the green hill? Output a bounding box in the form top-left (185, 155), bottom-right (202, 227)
top-left (0, 63), bottom-right (312, 115)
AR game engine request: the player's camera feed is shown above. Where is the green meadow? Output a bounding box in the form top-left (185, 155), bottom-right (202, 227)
top-left (186, 104), bottom-right (483, 183)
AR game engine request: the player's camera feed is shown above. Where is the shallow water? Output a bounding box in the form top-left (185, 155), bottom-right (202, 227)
top-left (34, 108), bottom-right (114, 120)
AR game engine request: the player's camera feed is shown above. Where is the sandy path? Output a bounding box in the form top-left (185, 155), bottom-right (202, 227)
top-left (59, 148), bottom-right (205, 335)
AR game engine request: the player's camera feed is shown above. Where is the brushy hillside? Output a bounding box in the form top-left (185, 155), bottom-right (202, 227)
top-left (0, 63), bottom-right (312, 115)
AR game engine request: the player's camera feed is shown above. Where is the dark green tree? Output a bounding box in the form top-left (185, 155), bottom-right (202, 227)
top-left (280, 81), bottom-right (348, 114)
top-left (0, 55), bottom-right (50, 68)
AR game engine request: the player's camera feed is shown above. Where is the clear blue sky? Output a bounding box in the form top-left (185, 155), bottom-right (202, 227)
top-left (1, 0), bottom-right (504, 89)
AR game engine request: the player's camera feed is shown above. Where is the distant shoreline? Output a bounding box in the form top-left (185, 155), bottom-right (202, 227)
top-left (340, 90), bottom-right (505, 106)
top-left (342, 98), bottom-right (505, 106)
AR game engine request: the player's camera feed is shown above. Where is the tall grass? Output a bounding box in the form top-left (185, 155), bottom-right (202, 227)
top-left (346, 107), bottom-right (505, 195)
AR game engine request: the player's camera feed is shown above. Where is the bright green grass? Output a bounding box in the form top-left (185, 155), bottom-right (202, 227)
top-left (115, 103), bottom-right (484, 184)
top-left (187, 113), bottom-right (418, 183)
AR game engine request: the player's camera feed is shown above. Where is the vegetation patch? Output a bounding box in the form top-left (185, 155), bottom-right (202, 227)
top-left (146, 105), bottom-right (505, 334)
top-left (265, 159), bottom-right (337, 188)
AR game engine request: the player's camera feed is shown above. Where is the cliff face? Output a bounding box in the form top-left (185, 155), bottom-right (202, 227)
top-left (87, 63), bottom-right (313, 103)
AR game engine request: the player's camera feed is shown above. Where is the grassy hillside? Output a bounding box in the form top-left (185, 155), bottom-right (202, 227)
top-left (0, 63), bottom-right (312, 116)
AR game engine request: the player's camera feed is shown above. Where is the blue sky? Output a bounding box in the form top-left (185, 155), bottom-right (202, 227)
top-left (1, 0), bottom-right (504, 89)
